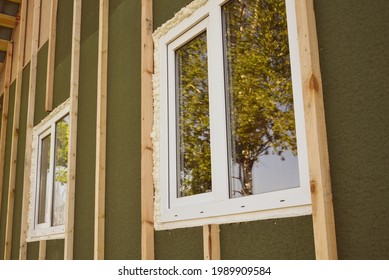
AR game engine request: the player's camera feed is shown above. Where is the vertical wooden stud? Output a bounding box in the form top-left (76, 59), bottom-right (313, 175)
top-left (38, 240), bottom-right (46, 260)
top-left (4, 0), bottom-right (27, 260)
top-left (19, 0), bottom-right (41, 260)
top-left (141, 0), bottom-right (154, 260)
top-left (295, 0), bottom-right (338, 259)
top-left (94, 0), bottom-right (108, 260)
top-left (64, 0), bottom-right (82, 260)
top-left (0, 42), bottom-right (14, 226)
top-left (44, 0), bottom-right (58, 112)
top-left (203, 224), bottom-right (221, 260)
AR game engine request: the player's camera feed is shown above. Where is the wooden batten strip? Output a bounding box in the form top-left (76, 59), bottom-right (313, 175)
top-left (38, 240), bottom-right (46, 260)
top-left (141, 0), bottom-right (154, 260)
top-left (203, 225), bottom-right (221, 260)
top-left (19, 0), bottom-right (42, 260)
top-left (44, 0), bottom-right (58, 112)
top-left (94, 0), bottom-right (108, 260)
top-left (0, 39), bottom-right (9, 52)
top-left (295, 0), bottom-right (338, 259)
top-left (0, 13), bottom-right (17, 29)
top-left (9, 0), bottom-right (22, 3)
top-left (4, 0), bottom-right (27, 260)
top-left (0, 42), bottom-right (14, 232)
top-left (64, 0), bottom-right (82, 260)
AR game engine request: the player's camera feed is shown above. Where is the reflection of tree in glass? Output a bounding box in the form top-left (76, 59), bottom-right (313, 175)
top-left (176, 32), bottom-right (212, 197)
top-left (52, 115), bottom-right (69, 226)
top-left (224, 0), bottom-right (297, 196)
top-left (55, 116), bottom-right (69, 184)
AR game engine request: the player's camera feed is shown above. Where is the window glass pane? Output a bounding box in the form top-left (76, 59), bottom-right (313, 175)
top-left (175, 31), bottom-right (212, 197)
top-left (52, 115), bottom-right (69, 226)
top-left (223, 0), bottom-right (300, 198)
top-left (38, 134), bottom-right (51, 224)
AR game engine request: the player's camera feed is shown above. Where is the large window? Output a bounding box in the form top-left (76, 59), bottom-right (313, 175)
top-left (155, 0), bottom-right (311, 229)
top-left (29, 102), bottom-right (69, 239)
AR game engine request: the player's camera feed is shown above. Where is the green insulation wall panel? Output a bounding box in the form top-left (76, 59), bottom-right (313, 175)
top-left (46, 239), bottom-right (64, 260)
top-left (104, 0), bottom-right (141, 260)
top-left (55, 0), bottom-right (73, 67)
top-left (155, 227), bottom-right (203, 260)
top-left (153, 0), bottom-right (193, 31)
top-left (315, 0), bottom-right (389, 259)
top-left (27, 242), bottom-right (39, 260)
top-left (220, 216), bottom-right (315, 259)
top-left (34, 43), bottom-right (49, 126)
top-left (0, 82), bottom-right (16, 259)
top-left (10, 65), bottom-right (30, 260)
top-left (73, 31), bottom-right (98, 260)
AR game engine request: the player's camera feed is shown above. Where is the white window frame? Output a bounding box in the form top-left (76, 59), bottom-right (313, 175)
top-left (28, 100), bottom-right (70, 241)
top-left (154, 0), bottom-right (311, 230)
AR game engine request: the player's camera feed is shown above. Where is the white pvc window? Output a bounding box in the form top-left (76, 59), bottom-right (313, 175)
top-left (29, 103), bottom-right (69, 239)
top-left (157, 0), bottom-right (311, 229)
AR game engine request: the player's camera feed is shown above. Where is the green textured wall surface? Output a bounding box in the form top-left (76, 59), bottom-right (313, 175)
top-left (73, 30), bottom-right (98, 260)
top-left (10, 65), bottom-right (30, 260)
top-left (221, 216), bottom-right (315, 259)
top-left (315, 0), bottom-right (389, 259)
top-left (46, 239), bottom-right (65, 260)
top-left (27, 241), bottom-right (39, 260)
top-left (153, 0), bottom-right (193, 31)
top-left (55, 0), bottom-right (73, 67)
top-left (0, 83), bottom-right (16, 260)
top-left (104, 0), bottom-right (141, 260)
top-left (34, 43), bottom-right (49, 126)
top-left (155, 227), bottom-right (203, 260)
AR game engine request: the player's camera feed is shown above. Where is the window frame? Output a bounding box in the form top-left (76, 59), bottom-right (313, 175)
top-left (28, 100), bottom-right (70, 241)
top-left (154, 0), bottom-right (312, 230)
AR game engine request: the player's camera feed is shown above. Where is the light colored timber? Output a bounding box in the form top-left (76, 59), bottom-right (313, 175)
top-left (141, 0), bottom-right (154, 260)
top-left (38, 240), bottom-right (46, 260)
top-left (4, 0), bottom-right (27, 260)
top-left (203, 225), bottom-right (221, 260)
top-left (44, 0), bottom-right (58, 112)
top-left (0, 42), bottom-right (14, 242)
top-left (64, 0), bottom-right (82, 260)
top-left (94, 0), bottom-right (108, 260)
top-left (0, 39), bottom-right (9, 52)
top-left (19, 0), bottom-right (41, 260)
top-left (295, 0), bottom-right (338, 259)
top-left (8, 0), bottom-right (22, 3)
top-left (0, 13), bottom-right (16, 28)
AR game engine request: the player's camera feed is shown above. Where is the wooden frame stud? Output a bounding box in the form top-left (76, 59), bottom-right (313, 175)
top-left (141, 0), bottom-right (154, 260)
top-left (94, 0), bottom-right (108, 260)
top-left (64, 0), bottom-right (82, 260)
top-left (295, 0), bottom-right (338, 259)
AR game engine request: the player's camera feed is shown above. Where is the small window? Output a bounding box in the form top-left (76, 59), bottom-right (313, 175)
top-left (29, 101), bottom-right (69, 240)
top-left (154, 0), bottom-right (311, 229)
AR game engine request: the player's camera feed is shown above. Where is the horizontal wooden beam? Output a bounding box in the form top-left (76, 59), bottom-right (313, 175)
top-left (0, 13), bottom-right (17, 28)
top-left (8, 0), bottom-right (22, 4)
top-left (0, 39), bottom-right (10, 52)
